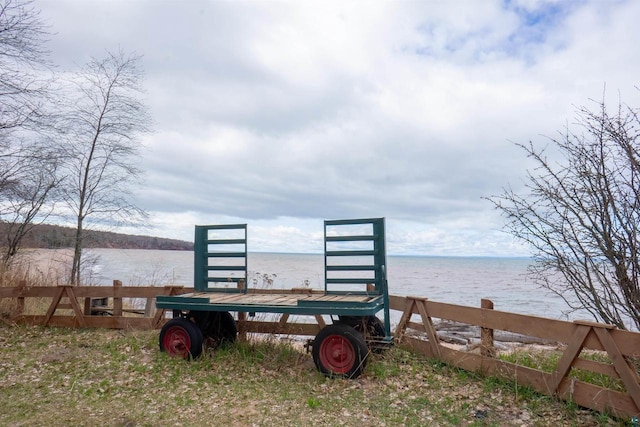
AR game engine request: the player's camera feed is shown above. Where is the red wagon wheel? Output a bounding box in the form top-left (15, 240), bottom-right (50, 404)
top-left (159, 318), bottom-right (204, 359)
top-left (312, 323), bottom-right (368, 378)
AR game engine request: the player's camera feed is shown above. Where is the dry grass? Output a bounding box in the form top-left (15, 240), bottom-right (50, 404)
top-left (0, 251), bottom-right (71, 318)
top-left (0, 257), bottom-right (631, 426)
top-left (0, 324), bottom-right (626, 427)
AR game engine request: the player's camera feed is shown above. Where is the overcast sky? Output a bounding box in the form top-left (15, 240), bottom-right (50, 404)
top-left (36, 0), bottom-right (640, 256)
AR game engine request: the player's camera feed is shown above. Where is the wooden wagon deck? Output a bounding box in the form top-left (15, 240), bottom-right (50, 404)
top-left (156, 290), bottom-right (385, 316)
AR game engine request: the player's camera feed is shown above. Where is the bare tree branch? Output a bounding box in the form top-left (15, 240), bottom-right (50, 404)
top-left (487, 92), bottom-right (640, 330)
top-left (0, 0), bottom-right (51, 135)
top-left (57, 49), bottom-right (151, 285)
top-left (0, 0), bottom-right (58, 268)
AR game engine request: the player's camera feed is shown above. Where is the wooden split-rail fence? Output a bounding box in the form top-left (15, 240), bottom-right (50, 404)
top-left (0, 281), bottom-right (638, 419)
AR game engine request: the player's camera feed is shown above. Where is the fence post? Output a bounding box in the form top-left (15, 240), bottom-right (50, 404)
top-left (83, 297), bottom-right (92, 316)
top-left (480, 298), bottom-right (495, 358)
top-left (144, 297), bottom-right (155, 317)
top-left (16, 280), bottom-right (26, 316)
top-left (113, 280), bottom-right (123, 317)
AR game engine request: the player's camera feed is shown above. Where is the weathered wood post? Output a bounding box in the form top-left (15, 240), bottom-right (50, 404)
top-left (113, 280), bottom-right (123, 317)
top-left (16, 280), bottom-right (26, 316)
top-left (83, 296), bottom-right (92, 316)
top-left (143, 297), bottom-right (155, 317)
top-left (144, 295), bottom-right (155, 317)
top-left (480, 298), bottom-right (496, 358)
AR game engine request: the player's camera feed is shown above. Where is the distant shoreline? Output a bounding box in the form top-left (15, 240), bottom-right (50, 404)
top-left (1, 222), bottom-right (192, 251)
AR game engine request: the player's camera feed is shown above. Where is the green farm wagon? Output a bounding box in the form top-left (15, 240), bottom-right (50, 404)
top-left (156, 217), bottom-right (392, 378)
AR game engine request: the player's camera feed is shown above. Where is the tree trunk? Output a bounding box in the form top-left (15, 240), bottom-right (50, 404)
top-left (70, 217), bottom-right (83, 285)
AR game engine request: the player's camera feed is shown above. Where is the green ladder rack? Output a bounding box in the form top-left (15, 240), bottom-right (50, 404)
top-left (193, 223), bottom-right (247, 293)
top-left (324, 217), bottom-right (391, 337)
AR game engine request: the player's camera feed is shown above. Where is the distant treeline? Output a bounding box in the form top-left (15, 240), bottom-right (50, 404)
top-left (0, 222), bottom-right (193, 251)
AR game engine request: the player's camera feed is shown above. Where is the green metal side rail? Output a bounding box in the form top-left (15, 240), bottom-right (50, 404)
top-left (193, 223), bottom-right (247, 293)
top-left (324, 217), bottom-right (386, 295)
top-left (324, 217), bottom-right (391, 338)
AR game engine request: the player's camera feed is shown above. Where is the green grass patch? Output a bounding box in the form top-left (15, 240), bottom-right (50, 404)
top-left (499, 348), bottom-right (637, 392)
top-left (0, 324), bottom-right (629, 426)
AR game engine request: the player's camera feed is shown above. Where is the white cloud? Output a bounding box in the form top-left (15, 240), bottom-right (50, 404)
top-left (35, 0), bottom-right (640, 255)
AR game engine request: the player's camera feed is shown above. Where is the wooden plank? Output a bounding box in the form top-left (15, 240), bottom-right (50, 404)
top-left (265, 294), bottom-right (298, 304)
top-left (415, 299), bottom-right (441, 359)
top-left (113, 280), bottom-right (123, 317)
top-left (248, 288), bottom-right (323, 295)
top-left (43, 287), bottom-right (65, 327)
top-left (15, 280), bottom-right (26, 316)
top-left (390, 295), bottom-right (640, 357)
top-left (400, 334), bottom-right (640, 418)
top-left (111, 285), bottom-right (187, 298)
top-left (290, 287), bottom-right (317, 294)
top-left (394, 298), bottom-right (416, 342)
top-left (210, 293), bottom-right (252, 303)
top-left (83, 297), bottom-right (92, 316)
top-left (593, 327), bottom-right (640, 412)
top-left (144, 297), bottom-right (155, 317)
top-left (244, 294), bottom-right (298, 305)
top-left (401, 335), bottom-right (438, 359)
top-left (403, 335), bottom-right (640, 418)
top-left (315, 315), bottom-right (326, 329)
top-left (237, 320), bottom-right (321, 336)
top-left (480, 299), bottom-right (495, 358)
top-left (206, 293), bottom-right (247, 303)
top-left (401, 336), bottom-right (558, 394)
top-left (572, 358), bottom-right (619, 378)
top-left (276, 295), bottom-right (301, 305)
top-left (550, 324), bottom-right (591, 393)
top-left (301, 295), bottom-right (327, 302)
top-left (63, 287), bottom-right (87, 328)
top-left (406, 321), bottom-right (427, 333)
top-left (574, 319), bottom-right (616, 329)
top-left (17, 315), bottom-right (156, 330)
top-left (315, 295), bottom-right (341, 302)
top-left (152, 286), bottom-right (186, 328)
top-left (278, 313), bottom-right (290, 326)
top-left (216, 293), bottom-right (255, 303)
top-left (557, 378), bottom-right (640, 419)
top-left (202, 293), bottom-right (306, 306)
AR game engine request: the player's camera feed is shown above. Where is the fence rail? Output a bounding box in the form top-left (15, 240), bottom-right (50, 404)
top-left (0, 283), bottom-right (638, 419)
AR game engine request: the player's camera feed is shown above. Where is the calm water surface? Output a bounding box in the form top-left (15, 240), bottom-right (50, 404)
top-left (80, 249), bottom-right (592, 322)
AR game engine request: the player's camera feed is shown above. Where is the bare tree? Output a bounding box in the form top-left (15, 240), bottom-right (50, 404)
top-left (58, 50), bottom-right (150, 285)
top-left (488, 94), bottom-right (640, 330)
top-left (0, 0), bottom-right (50, 136)
top-left (1, 0), bottom-right (51, 192)
top-left (0, 141), bottom-right (60, 268)
top-left (0, 0), bottom-right (58, 267)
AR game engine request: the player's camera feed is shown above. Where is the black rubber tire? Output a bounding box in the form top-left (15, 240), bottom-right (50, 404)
top-left (159, 317), bottom-right (204, 359)
top-left (312, 323), bottom-right (368, 379)
top-left (191, 311), bottom-right (237, 348)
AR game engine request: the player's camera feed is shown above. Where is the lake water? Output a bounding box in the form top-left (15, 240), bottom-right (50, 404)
top-left (72, 248), bottom-right (594, 323)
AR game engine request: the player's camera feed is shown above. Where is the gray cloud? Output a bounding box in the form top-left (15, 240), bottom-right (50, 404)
top-left (36, 0), bottom-right (640, 255)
